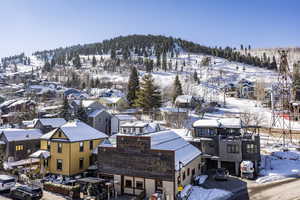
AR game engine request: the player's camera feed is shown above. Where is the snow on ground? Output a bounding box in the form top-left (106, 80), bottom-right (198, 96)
top-left (188, 186), bottom-right (232, 200)
top-left (256, 146), bottom-right (300, 184)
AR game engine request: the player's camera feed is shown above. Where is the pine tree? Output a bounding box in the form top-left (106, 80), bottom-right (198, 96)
top-left (193, 71), bottom-right (199, 83)
top-left (127, 67), bottom-right (140, 106)
top-left (95, 78), bottom-right (100, 88)
top-left (271, 56), bottom-right (277, 70)
top-left (60, 98), bottom-right (70, 120)
top-left (92, 56), bottom-right (97, 67)
top-left (111, 49), bottom-right (116, 60)
top-left (134, 74), bottom-right (162, 111)
top-left (156, 53), bottom-right (161, 68)
top-left (73, 55), bottom-right (81, 69)
top-left (43, 61), bottom-right (51, 72)
top-left (77, 102), bottom-right (88, 123)
top-left (90, 78), bottom-right (95, 88)
top-left (162, 51), bottom-right (167, 71)
top-left (172, 75), bottom-right (183, 103)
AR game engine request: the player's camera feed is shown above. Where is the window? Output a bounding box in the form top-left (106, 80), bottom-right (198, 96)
top-left (246, 144), bottom-right (257, 153)
top-left (79, 158), bottom-right (84, 169)
top-left (89, 140), bottom-right (93, 150)
top-left (177, 176), bottom-right (181, 185)
top-left (125, 180), bottom-right (132, 188)
top-left (47, 141), bottom-right (51, 151)
top-left (57, 143), bottom-right (62, 153)
top-left (15, 145), bottom-right (23, 151)
top-left (89, 155), bottom-right (93, 166)
top-left (227, 144), bottom-right (239, 153)
top-left (44, 159), bottom-right (48, 167)
top-left (56, 159), bottom-right (62, 171)
top-left (192, 168), bottom-right (195, 176)
top-left (136, 181), bottom-right (143, 189)
top-left (58, 132), bottom-right (62, 137)
top-left (198, 163), bottom-right (201, 170)
top-left (182, 171), bottom-right (186, 181)
top-left (80, 142), bottom-right (84, 152)
top-left (187, 168), bottom-right (190, 176)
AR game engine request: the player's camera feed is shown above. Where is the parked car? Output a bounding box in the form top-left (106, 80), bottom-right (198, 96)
top-left (0, 175), bottom-right (16, 192)
top-left (214, 168), bottom-right (229, 181)
top-left (10, 185), bottom-right (43, 200)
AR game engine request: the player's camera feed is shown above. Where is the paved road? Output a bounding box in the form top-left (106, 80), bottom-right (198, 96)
top-left (236, 178), bottom-right (300, 200)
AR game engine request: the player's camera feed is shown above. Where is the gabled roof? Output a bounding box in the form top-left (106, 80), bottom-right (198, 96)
top-left (150, 130), bottom-right (201, 170)
top-left (100, 97), bottom-right (124, 104)
top-left (114, 114), bottom-right (137, 121)
top-left (88, 109), bottom-right (106, 118)
top-left (34, 118), bottom-right (67, 128)
top-left (0, 129), bottom-right (42, 142)
top-left (41, 120), bottom-right (108, 142)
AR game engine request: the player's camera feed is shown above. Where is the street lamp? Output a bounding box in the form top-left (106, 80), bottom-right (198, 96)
top-left (178, 161), bottom-right (185, 187)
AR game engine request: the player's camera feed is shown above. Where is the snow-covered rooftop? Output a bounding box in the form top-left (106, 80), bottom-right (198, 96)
top-left (193, 119), bottom-right (221, 128)
top-left (34, 118), bottom-right (67, 128)
top-left (193, 118), bottom-right (243, 129)
top-left (29, 150), bottom-right (50, 159)
top-left (88, 109), bottom-right (105, 118)
top-left (41, 120), bottom-right (108, 142)
top-left (0, 128), bottom-right (42, 142)
top-left (101, 130), bottom-right (201, 170)
top-left (149, 130), bottom-right (202, 170)
top-left (114, 114), bottom-right (137, 121)
top-left (175, 95), bottom-right (193, 103)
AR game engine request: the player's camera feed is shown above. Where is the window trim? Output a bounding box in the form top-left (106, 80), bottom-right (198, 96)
top-left (56, 159), bottom-right (62, 171)
top-left (57, 143), bottom-right (62, 153)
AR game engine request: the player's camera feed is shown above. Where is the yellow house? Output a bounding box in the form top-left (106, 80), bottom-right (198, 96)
top-left (31, 120), bottom-right (108, 176)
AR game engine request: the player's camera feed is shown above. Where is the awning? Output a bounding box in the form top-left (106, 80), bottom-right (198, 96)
top-left (29, 150), bottom-right (50, 159)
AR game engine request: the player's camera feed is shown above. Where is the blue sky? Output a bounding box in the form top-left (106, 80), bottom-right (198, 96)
top-left (1, 0), bottom-right (299, 57)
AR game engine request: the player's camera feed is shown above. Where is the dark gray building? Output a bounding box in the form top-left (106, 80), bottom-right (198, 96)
top-left (191, 118), bottom-right (260, 176)
top-left (0, 129), bottom-right (42, 162)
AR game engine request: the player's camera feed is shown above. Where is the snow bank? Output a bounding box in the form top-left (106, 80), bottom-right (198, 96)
top-left (257, 151), bottom-right (300, 184)
top-left (188, 186), bottom-right (232, 200)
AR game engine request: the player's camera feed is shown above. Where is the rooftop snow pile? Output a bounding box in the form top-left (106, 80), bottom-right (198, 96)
top-left (193, 118), bottom-right (243, 128)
